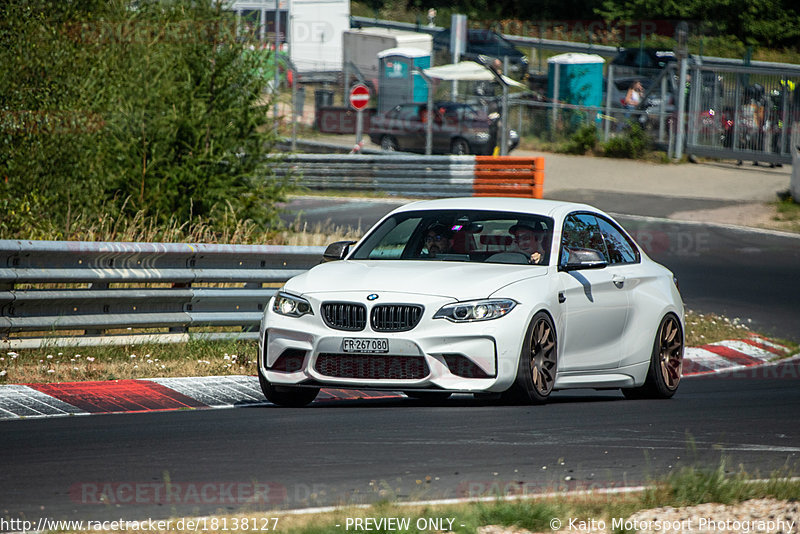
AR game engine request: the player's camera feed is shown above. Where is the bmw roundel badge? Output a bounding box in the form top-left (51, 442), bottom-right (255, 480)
top-left (367, 294), bottom-right (379, 301)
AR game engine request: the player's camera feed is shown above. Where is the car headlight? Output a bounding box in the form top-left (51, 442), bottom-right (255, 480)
top-left (433, 299), bottom-right (516, 322)
top-left (475, 131), bottom-right (490, 141)
top-left (272, 292), bottom-right (313, 318)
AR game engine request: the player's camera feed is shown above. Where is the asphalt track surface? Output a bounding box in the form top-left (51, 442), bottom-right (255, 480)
top-left (281, 194), bottom-right (800, 341)
top-left (1, 192), bottom-right (797, 527)
top-left (1, 362), bottom-right (799, 523)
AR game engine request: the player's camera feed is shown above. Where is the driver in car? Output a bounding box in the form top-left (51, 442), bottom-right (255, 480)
top-left (423, 224), bottom-right (454, 258)
top-left (510, 222), bottom-right (547, 264)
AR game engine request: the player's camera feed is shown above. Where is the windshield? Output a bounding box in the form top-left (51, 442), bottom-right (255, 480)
top-left (350, 210), bottom-right (554, 265)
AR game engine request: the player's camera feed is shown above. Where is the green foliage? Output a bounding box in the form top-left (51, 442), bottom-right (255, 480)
top-left (562, 124), bottom-right (598, 155)
top-left (642, 460), bottom-right (800, 508)
top-left (475, 500), bottom-right (562, 531)
top-left (354, 0), bottom-right (800, 53)
top-left (0, 0), bottom-right (286, 239)
top-left (602, 123), bottom-right (650, 158)
top-left (594, 0), bottom-right (800, 50)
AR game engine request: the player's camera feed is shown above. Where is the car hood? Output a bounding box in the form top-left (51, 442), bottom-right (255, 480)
top-left (284, 260), bottom-right (547, 301)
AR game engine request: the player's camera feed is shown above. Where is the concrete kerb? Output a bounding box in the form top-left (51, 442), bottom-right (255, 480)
top-left (0, 335), bottom-right (794, 421)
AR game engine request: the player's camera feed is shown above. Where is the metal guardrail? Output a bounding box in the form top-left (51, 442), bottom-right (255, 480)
top-left (275, 153), bottom-right (545, 199)
top-left (0, 241), bottom-right (325, 349)
top-left (276, 153), bottom-right (475, 197)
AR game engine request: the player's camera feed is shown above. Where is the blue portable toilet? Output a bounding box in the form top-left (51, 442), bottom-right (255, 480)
top-left (378, 48), bottom-right (431, 113)
top-left (547, 53), bottom-right (605, 106)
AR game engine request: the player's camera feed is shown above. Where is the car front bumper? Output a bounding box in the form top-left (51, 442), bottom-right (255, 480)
top-left (259, 292), bottom-right (527, 393)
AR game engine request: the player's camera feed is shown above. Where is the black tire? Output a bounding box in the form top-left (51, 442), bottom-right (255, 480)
top-left (450, 138), bottom-right (470, 155)
top-left (622, 313), bottom-right (683, 400)
top-left (380, 135), bottom-right (398, 151)
top-left (404, 391), bottom-right (452, 402)
top-left (258, 369), bottom-right (319, 407)
top-left (503, 311), bottom-right (557, 404)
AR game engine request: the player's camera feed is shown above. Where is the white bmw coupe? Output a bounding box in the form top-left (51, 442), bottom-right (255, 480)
top-left (258, 197), bottom-right (684, 406)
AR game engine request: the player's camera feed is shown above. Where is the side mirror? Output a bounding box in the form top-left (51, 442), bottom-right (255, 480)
top-left (322, 241), bottom-right (355, 262)
top-left (559, 248), bottom-right (608, 272)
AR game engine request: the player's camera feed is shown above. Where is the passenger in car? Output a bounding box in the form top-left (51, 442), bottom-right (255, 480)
top-left (510, 222), bottom-right (547, 264)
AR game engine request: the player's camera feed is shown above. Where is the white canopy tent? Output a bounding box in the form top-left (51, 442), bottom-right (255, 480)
top-left (415, 61), bottom-right (527, 155)
top-left (422, 61), bottom-right (527, 89)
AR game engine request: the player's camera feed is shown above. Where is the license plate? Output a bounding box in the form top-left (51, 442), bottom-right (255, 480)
top-left (341, 338), bottom-right (389, 353)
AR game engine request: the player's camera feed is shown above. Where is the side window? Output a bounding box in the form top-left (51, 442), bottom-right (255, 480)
top-left (397, 105), bottom-right (420, 122)
top-left (367, 218), bottom-right (420, 259)
top-left (560, 213), bottom-right (609, 264)
top-left (596, 217), bottom-right (640, 265)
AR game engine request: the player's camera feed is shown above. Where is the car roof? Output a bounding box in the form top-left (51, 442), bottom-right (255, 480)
top-left (388, 197), bottom-right (602, 220)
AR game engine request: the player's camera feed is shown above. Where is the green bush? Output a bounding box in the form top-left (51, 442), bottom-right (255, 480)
top-left (562, 124), bottom-right (598, 155)
top-left (0, 0), bottom-right (287, 239)
top-left (602, 123), bottom-right (651, 159)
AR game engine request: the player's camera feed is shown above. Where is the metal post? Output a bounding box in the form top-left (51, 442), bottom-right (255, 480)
top-left (500, 56), bottom-right (509, 155)
top-left (551, 62), bottom-right (560, 138)
top-left (412, 69), bottom-right (434, 155)
top-left (780, 79), bottom-right (790, 156)
top-left (451, 14), bottom-right (466, 99)
top-left (659, 70), bottom-right (668, 143)
top-left (688, 66), bottom-right (702, 149)
top-left (291, 71), bottom-right (297, 151)
top-left (273, 0), bottom-right (281, 136)
top-left (355, 109), bottom-right (363, 149)
top-left (731, 82), bottom-right (742, 154)
top-left (674, 57), bottom-right (688, 160)
top-left (260, 8), bottom-right (266, 42)
top-left (604, 64), bottom-right (614, 141)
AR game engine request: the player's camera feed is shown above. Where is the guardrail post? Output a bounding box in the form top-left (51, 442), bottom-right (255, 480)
top-left (533, 157), bottom-right (545, 199)
top-left (473, 156), bottom-right (545, 198)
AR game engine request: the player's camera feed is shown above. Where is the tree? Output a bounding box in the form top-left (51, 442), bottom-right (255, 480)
top-left (0, 0), bottom-right (288, 239)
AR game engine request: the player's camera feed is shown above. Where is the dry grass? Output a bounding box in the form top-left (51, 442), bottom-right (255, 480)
top-left (27, 200), bottom-right (365, 247)
top-left (0, 338), bottom-right (257, 384)
top-left (684, 309), bottom-right (755, 347)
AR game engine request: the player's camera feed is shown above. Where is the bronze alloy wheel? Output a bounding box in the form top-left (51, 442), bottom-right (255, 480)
top-left (622, 313), bottom-right (684, 400)
top-left (658, 315), bottom-right (683, 390)
top-left (530, 316), bottom-right (557, 395)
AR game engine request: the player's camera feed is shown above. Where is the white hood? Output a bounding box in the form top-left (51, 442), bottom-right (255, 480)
top-left (284, 260), bottom-right (546, 301)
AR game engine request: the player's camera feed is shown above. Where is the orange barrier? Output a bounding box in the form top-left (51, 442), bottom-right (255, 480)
top-left (473, 156), bottom-right (545, 199)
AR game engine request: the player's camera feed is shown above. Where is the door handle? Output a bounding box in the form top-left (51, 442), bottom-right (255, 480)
top-left (612, 275), bottom-right (625, 289)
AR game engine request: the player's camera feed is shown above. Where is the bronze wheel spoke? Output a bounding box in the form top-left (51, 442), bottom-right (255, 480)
top-left (529, 318), bottom-right (556, 396)
top-left (659, 318), bottom-right (683, 390)
top-left (531, 365), bottom-right (541, 390)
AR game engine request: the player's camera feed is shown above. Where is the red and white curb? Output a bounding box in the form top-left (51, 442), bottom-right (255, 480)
top-left (0, 335), bottom-right (794, 420)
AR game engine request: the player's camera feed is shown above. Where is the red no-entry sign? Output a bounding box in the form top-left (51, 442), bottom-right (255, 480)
top-left (349, 84), bottom-right (370, 111)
